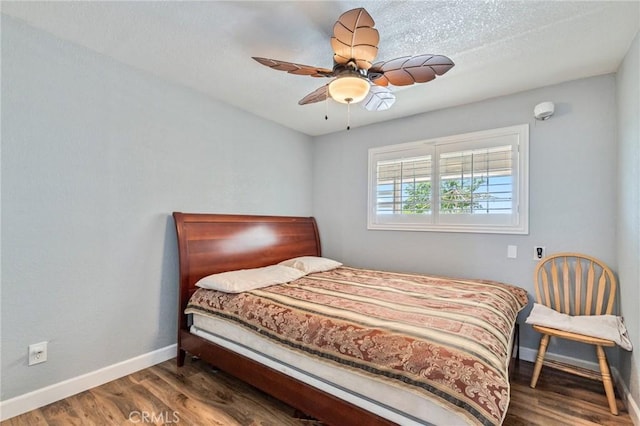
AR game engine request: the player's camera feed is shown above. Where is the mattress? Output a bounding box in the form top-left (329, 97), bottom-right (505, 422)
top-left (186, 266), bottom-right (528, 425)
top-left (191, 314), bottom-right (466, 425)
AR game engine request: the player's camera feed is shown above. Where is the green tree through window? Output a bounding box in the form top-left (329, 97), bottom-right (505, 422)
top-left (403, 179), bottom-right (487, 214)
top-left (440, 178), bottom-right (486, 213)
top-left (403, 182), bottom-right (431, 213)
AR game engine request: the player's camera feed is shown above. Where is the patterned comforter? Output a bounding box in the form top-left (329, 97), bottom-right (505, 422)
top-left (186, 266), bottom-right (528, 425)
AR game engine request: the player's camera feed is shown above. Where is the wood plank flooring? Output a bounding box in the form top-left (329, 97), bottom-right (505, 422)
top-left (2, 357), bottom-right (633, 425)
top-left (506, 360), bottom-right (632, 426)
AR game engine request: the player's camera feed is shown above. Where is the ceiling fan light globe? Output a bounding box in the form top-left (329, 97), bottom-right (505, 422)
top-left (328, 75), bottom-right (370, 104)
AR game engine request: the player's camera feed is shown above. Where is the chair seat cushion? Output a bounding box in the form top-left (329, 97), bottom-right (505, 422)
top-left (526, 303), bottom-right (632, 350)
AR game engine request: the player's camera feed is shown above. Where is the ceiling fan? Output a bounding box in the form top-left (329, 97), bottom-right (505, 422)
top-left (252, 7), bottom-right (454, 113)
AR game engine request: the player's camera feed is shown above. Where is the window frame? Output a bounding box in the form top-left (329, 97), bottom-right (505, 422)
top-left (367, 124), bottom-right (529, 234)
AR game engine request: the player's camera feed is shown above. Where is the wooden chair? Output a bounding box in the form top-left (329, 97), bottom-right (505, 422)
top-left (529, 253), bottom-right (619, 415)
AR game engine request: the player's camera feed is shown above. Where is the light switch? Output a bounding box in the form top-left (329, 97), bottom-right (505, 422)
top-left (507, 245), bottom-right (518, 259)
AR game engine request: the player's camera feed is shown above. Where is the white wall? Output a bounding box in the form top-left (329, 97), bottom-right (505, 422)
top-left (313, 74), bottom-right (619, 361)
top-left (616, 31), bottom-right (640, 417)
top-left (0, 15), bottom-right (313, 401)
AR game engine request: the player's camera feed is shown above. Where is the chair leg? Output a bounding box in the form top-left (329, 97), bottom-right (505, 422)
top-left (530, 334), bottom-right (550, 388)
top-left (596, 345), bottom-right (619, 415)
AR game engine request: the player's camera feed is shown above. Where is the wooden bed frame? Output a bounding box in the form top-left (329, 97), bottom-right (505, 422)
top-left (173, 212), bottom-right (395, 426)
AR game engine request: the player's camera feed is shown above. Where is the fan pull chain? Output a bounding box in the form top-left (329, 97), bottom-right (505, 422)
top-left (325, 93), bottom-right (328, 120)
top-left (347, 101), bottom-right (351, 130)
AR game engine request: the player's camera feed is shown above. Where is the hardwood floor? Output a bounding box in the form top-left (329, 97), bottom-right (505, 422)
top-left (2, 357), bottom-right (633, 426)
top-left (505, 361), bottom-right (632, 426)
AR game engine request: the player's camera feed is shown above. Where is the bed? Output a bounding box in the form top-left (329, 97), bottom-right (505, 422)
top-left (173, 212), bottom-right (528, 425)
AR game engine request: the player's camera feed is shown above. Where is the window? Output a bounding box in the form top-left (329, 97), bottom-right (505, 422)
top-left (368, 124), bottom-right (529, 234)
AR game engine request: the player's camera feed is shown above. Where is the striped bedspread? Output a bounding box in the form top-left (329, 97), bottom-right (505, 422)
top-left (186, 266), bottom-right (528, 425)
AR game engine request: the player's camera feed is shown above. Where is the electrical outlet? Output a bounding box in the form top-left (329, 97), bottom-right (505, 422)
top-left (28, 341), bottom-right (47, 366)
top-left (534, 246), bottom-right (546, 260)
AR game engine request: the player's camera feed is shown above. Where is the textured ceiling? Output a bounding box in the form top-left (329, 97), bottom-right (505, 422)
top-left (2, 1), bottom-right (638, 136)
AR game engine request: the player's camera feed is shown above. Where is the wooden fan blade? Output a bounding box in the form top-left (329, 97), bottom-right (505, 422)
top-left (298, 85), bottom-right (330, 105)
top-left (369, 54), bottom-right (455, 87)
top-left (252, 57), bottom-right (333, 77)
top-left (362, 85), bottom-right (395, 111)
top-left (331, 8), bottom-right (379, 70)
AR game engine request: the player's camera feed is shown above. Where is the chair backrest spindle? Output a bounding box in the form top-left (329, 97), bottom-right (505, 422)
top-left (585, 261), bottom-right (595, 315)
top-left (562, 257), bottom-right (571, 314)
top-left (595, 270), bottom-right (607, 315)
top-left (551, 260), bottom-right (561, 312)
top-left (574, 259), bottom-right (582, 315)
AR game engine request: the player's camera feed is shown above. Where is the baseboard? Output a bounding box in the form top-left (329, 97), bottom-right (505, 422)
top-left (519, 346), bottom-right (640, 424)
top-left (0, 344), bottom-right (176, 421)
top-left (618, 378), bottom-right (640, 426)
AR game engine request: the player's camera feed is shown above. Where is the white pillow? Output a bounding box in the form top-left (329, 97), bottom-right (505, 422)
top-left (278, 256), bottom-right (342, 274)
top-left (195, 265), bottom-right (305, 293)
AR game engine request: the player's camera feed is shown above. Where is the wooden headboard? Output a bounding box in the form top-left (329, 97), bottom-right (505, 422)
top-left (173, 212), bottom-right (321, 328)
top-left (172, 212), bottom-right (394, 425)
